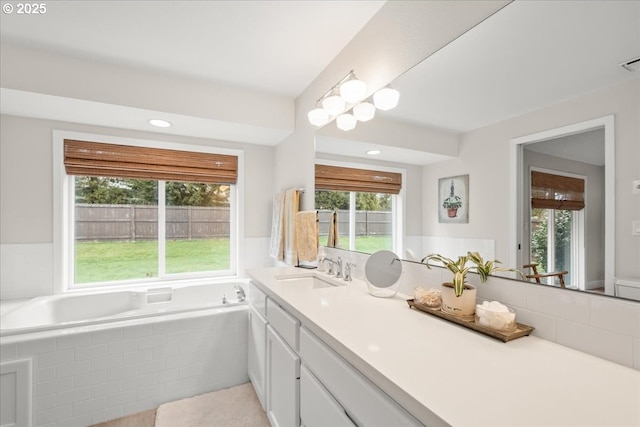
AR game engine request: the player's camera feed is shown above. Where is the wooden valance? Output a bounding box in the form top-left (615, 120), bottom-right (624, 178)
top-left (64, 139), bottom-right (237, 184)
top-left (531, 170), bottom-right (584, 211)
top-left (315, 164), bottom-right (402, 195)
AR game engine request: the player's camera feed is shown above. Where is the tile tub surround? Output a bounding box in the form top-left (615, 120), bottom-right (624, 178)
top-left (323, 247), bottom-right (640, 370)
top-left (0, 306), bottom-right (248, 427)
top-left (248, 266), bottom-right (640, 427)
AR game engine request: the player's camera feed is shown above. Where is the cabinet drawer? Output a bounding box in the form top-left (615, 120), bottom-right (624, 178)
top-left (266, 298), bottom-right (300, 350)
top-left (301, 365), bottom-right (355, 427)
top-left (300, 327), bottom-right (421, 427)
top-left (249, 281), bottom-right (267, 316)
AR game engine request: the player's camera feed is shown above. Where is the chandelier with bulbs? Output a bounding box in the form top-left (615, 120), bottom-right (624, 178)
top-left (308, 71), bottom-right (399, 131)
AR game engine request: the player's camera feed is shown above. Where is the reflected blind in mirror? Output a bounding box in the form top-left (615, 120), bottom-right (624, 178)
top-left (531, 170), bottom-right (584, 210)
top-left (315, 164), bottom-right (402, 194)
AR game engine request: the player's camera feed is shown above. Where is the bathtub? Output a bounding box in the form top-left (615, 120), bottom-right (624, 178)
top-left (0, 281), bottom-right (247, 336)
top-left (0, 281), bottom-right (250, 426)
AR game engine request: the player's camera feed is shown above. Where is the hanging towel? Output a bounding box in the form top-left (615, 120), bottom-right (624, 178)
top-left (282, 189), bottom-right (300, 265)
top-left (327, 210), bottom-right (340, 248)
top-left (269, 192), bottom-right (285, 261)
top-left (296, 211), bottom-right (318, 263)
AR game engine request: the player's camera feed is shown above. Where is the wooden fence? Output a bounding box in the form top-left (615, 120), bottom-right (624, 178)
top-left (75, 205), bottom-right (391, 241)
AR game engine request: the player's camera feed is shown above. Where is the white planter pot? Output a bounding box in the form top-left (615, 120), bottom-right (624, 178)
top-left (441, 283), bottom-right (477, 316)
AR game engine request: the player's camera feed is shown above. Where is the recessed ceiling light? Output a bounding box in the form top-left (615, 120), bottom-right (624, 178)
top-left (366, 149), bottom-right (381, 155)
top-left (149, 119), bottom-right (172, 128)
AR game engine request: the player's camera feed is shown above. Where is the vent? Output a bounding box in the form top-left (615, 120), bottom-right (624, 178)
top-left (620, 56), bottom-right (640, 72)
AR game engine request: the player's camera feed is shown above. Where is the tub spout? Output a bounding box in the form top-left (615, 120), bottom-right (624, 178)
top-left (234, 285), bottom-right (246, 302)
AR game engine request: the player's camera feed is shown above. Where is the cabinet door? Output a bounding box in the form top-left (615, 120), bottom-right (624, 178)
top-left (300, 365), bottom-right (355, 427)
top-left (248, 304), bottom-right (268, 409)
top-left (266, 325), bottom-right (300, 427)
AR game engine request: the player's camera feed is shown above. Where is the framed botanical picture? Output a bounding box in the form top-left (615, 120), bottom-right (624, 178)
top-left (438, 174), bottom-right (469, 223)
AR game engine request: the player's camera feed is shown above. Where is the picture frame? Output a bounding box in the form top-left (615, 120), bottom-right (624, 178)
top-left (438, 174), bottom-right (469, 223)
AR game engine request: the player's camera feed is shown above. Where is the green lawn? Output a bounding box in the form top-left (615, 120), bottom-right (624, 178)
top-left (75, 239), bottom-right (230, 284)
top-left (330, 235), bottom-right (393, 254)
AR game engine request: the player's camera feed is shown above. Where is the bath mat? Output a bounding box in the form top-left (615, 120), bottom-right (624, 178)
top-left (154, 383), bottom-right (270, 427)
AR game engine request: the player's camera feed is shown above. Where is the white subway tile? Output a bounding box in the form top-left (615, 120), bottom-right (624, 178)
top-left (136, 359), bottom-right (164, 375)
top-left (0, 343), bottom-right (18, 361)
top-left (106, 390), bottom-right (136, 408)
top-left (122, 349), bottom-right (152, 366)
top-left (512, 308), bottom-right (556, 342)
top-left (477, 277), bottom-right (527, 307)
top-left (34, 404), bottom-right (72, 426)
top-left (36, 377), bottom-right (73, 397)
top-left (97, 405), bottom-right (124, 424)
top-left (74, 344), bottom-right (107, 361)
top-left (137, 334), bottom-right (167, 350)
top-left (55, 387), bottom-right (90, 406)
top-left (122, 398), bottom-right (158, 416)
top-left (137, 383), bottom-right (165, 401)
top-left (90, 354), bottom-right (122, 371)
top-left (159, 367), bottom-right (180, 382)
top-left (106, 364), bottom-right (136, 381)
top-left (72, 396), bottom-right (106, 416)
top-left (107, 339), bottom-right (138, 355)
top-left (122, 372), bottom-right (160, 391)
top-left (152, 343), bottom-right (180, 360)
top-left (56, 333), bottom-right (91, 351)
top-left (526, 286), bottom-right (590, 323)
top-left (55, 360), bottom-right (91, 378)
top-left (590, 297), bottom-right (640, 337)
top-left (91, 379), bottom-right (122, 398)
top-left (73, 369), bottom-right (107, 389)
top-left (166, 331), bottom-right (191, 345)
top-left (38, 350), bottom-right (74, 368)
top-left (556, 320), bottom-right (634, 367)
top-left (152, 321), bottom-right (182, 335)
top-left (56, 413), bottom-right (93, 427)
top-left (19, 338), bottom-right (56, 356)
top-left (34, 394), bottom-right (55, 412)
top-left (122, 324), bottom-right (153, 340)
top-left (91, 328), bottom-right (123, 345)
top-left (36, 367), bottom-right (56, 382)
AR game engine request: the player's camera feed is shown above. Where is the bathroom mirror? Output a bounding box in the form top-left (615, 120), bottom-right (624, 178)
top-left (365, 250), bottom-right (402, 289)
top-left (314, 1), bottom-right (639, 301)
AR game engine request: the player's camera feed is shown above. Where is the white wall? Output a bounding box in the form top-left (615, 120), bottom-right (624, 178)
top-left (0, 115), bottom-right (276, 299)
top-left (422, 79), bottom-right (640, 280)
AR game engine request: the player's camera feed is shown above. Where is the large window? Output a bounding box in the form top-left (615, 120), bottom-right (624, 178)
top-left (59, 137), bottom-right (239, 289)
top-left (315, 163), bottom-right (402, 254)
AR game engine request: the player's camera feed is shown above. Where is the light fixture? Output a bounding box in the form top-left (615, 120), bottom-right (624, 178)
top-left (340, 74), bottom-right (367, 104)
top-left (366, 149), bottom-right (381, 155)
top-left (149, 119), bottom-right (172, 128)
top-left (373, 87), bottom-right (400, 111)
top-left (353, 102), bottom-right (376, 122)
top-left (336, 113), bottom-right (357, 131)
top-left (307, 104), bottom-right (330, 127)
top-left (322, 90), bottom-right (346, 116)
top-left (308, 70), bottom-right (399, 131)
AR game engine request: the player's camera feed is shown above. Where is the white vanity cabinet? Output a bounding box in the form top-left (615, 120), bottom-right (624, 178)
top-left (265, 298), bottom-right (301, 427)
top-left (300, 365), bottom-right (355, 427)
top-left (247, 282), bottom-right (268, 409)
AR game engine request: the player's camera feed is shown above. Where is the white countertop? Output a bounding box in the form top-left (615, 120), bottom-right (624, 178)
top-left (247, 267), bottom-right (640, 427)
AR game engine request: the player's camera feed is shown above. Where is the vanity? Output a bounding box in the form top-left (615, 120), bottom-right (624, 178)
top-left (247, 266), bottom-right (640, 427)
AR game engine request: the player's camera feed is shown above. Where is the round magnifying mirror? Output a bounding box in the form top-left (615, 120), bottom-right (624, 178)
top-left (365, 250), bottom-right (402, 297)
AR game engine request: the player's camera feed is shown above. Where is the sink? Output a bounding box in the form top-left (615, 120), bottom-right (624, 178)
top-left (276, 275), bottom-right (343, 289)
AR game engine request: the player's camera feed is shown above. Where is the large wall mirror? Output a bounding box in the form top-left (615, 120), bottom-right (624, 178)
top-left (314, 1), bottom-right (639, 302)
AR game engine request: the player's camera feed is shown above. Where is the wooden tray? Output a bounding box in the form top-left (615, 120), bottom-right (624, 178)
top-left (407, 299), bottom-right (534, 342)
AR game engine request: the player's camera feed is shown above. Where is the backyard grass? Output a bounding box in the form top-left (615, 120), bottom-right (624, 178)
top-left (75, 239), bottom-right (230, 284)
top-left (327, 235), bottom-right (392, 254)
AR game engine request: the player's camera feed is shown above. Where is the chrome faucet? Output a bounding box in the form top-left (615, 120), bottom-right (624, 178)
top-left (335, 257), bottom-right (343, 279)
top-left (344, 262), bottom-right (356, 281)
top-left (234, 285), bottom-right (246, 302)
top-left (320, 256), bottom-right (337, 275)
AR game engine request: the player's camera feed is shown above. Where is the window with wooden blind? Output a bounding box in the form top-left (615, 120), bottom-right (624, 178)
top-left (315, 164), bottom-right (402, 254)
top-left (61, 138), bottom-right (238, 289)
top-left (531, 170), bottom-right (585, 211)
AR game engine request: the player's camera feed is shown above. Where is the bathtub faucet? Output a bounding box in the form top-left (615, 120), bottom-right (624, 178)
top-left (234, 285), bottom-right (246, 302)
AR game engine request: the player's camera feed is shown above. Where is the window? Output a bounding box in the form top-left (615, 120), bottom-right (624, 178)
top-left (315, 164), bottom-right (402, 254)
top-left (58, 137), bottom-right (240, 290)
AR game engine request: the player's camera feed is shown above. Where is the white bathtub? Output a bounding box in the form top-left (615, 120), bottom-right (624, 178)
top-left (0, 281), bottom-right (247, 336)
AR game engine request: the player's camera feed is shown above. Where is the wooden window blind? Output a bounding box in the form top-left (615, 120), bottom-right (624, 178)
top-left (531, 170), bottom-right (584, 211)
top-left (315, 164), bottom-right (402, 195)
top-left (64, 139), bottom-right (238, 184)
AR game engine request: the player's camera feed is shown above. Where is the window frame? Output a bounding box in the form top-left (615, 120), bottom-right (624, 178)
top-left (314, 159), bottom-right (405, 255)
top-left (53, 131), bottom-right (244, 294)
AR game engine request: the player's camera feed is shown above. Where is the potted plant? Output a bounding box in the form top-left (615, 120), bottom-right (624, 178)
top-left (442, 194), bottom-right (462, 218)
top-left (421, 252), bottom-right (523, 316)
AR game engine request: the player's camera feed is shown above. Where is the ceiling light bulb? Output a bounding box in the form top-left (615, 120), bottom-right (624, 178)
top-left (353, 102), bottom-right (376, 122)
top-left (322, 94), bottom-right (346, 116)
top-left (373, 87), bottom-right (400, 111)
top-left (149, 119), bottom-right (172, 128)
top-left (308, 107), bottom-right (329, 127)
top-left (340, 78), bottom-right (367, 104)
top-left (336, 113), bottom-right (357, 131)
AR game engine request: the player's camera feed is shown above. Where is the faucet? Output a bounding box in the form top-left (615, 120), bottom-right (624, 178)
top-left (234, 285), bottom-right (246, 302)
top-left (344, 262), bottom-right (356, 281)
top-left (320, 256), bottom-right (337, 275)
top-left (335, 257), bottom-right (343, 279)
